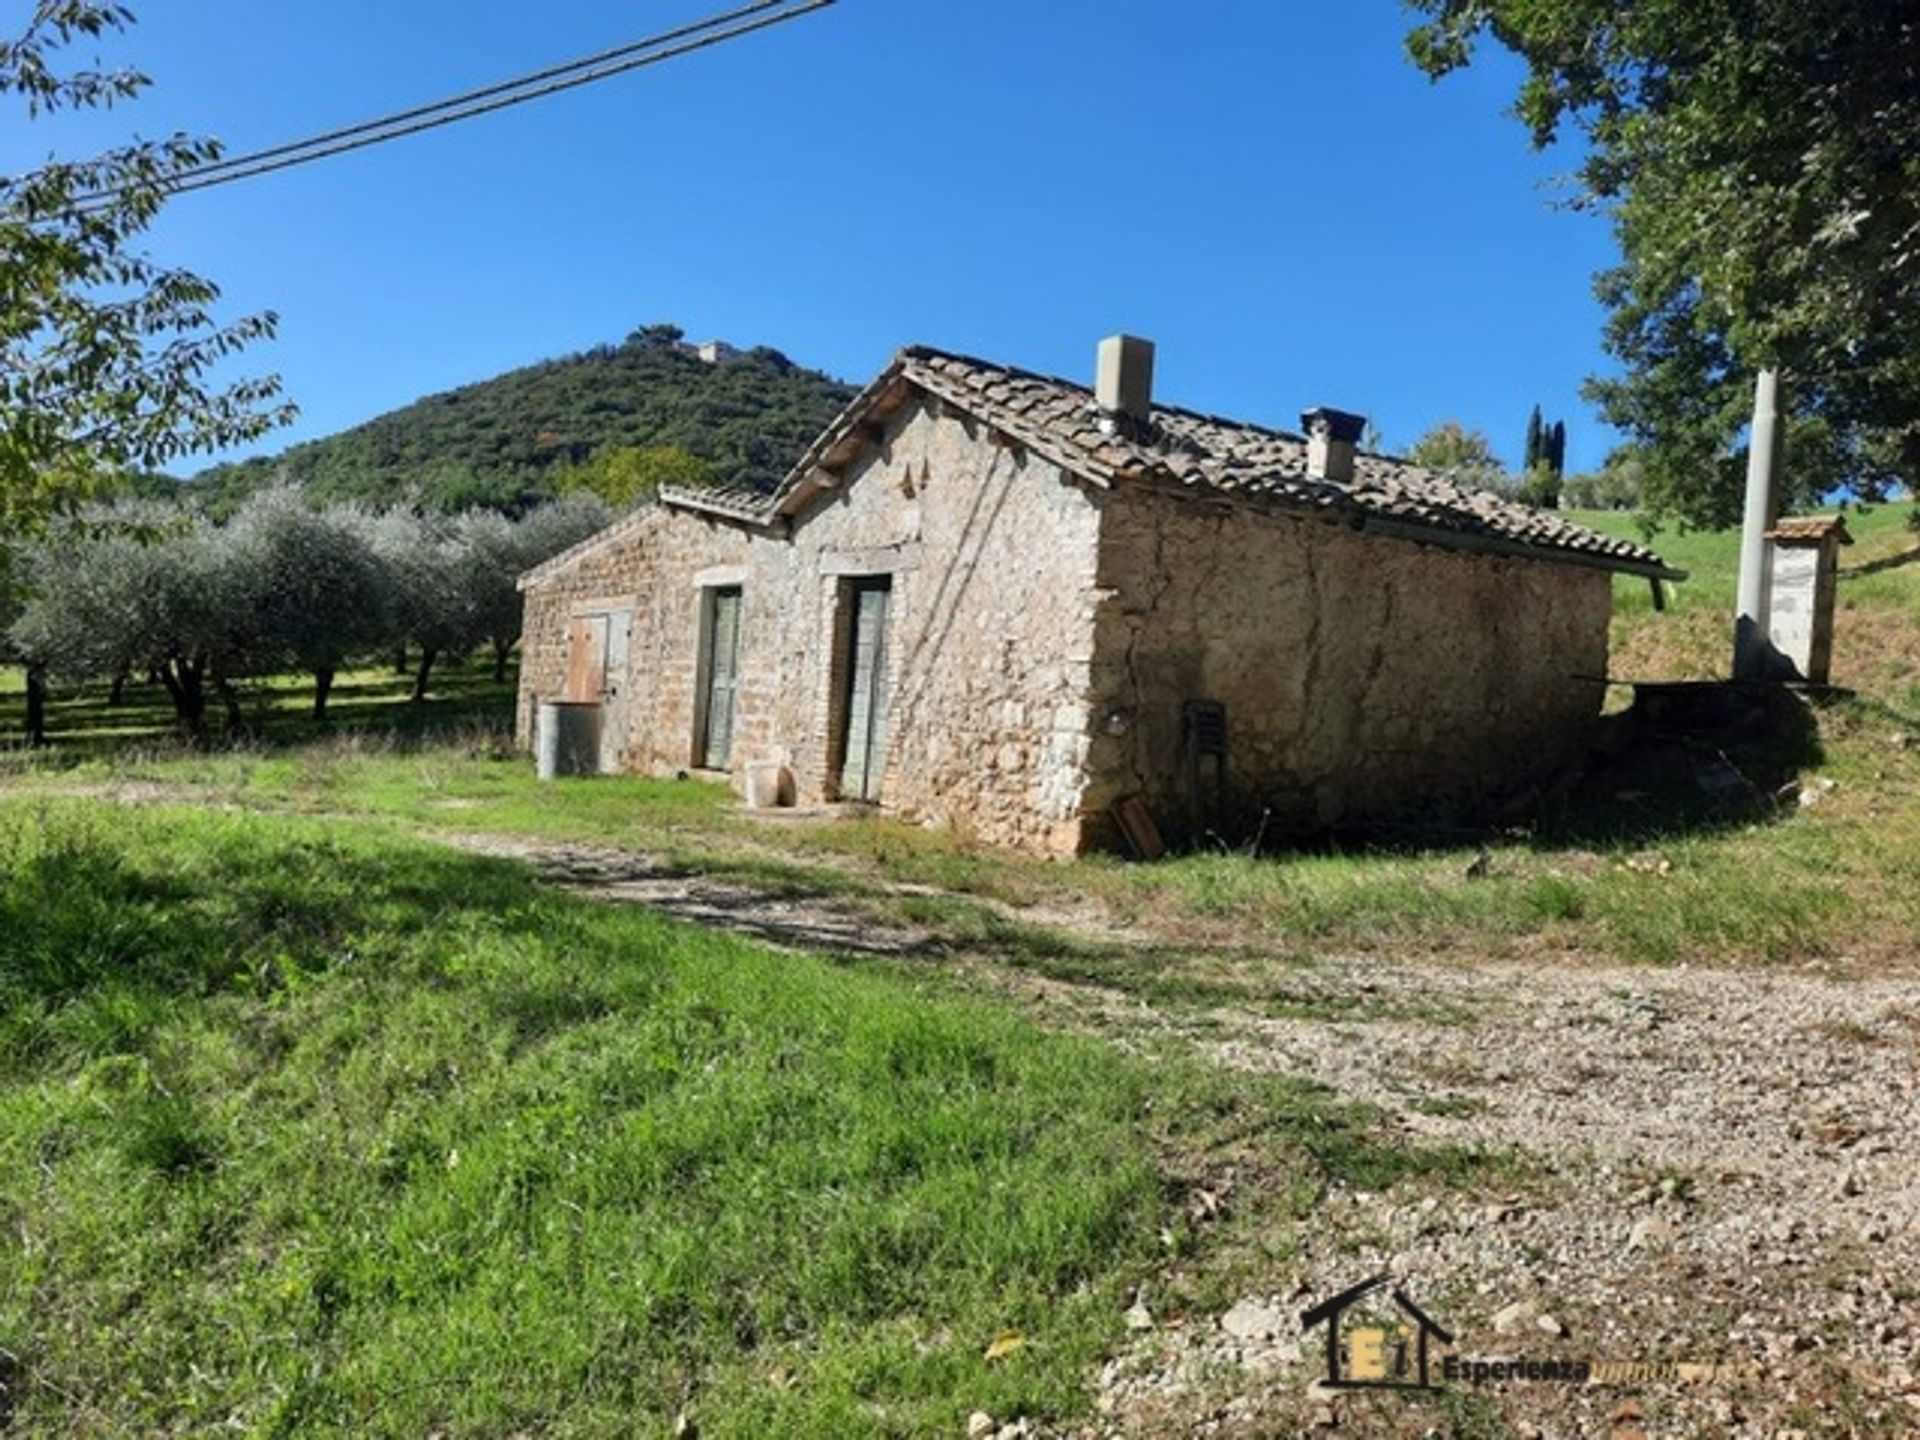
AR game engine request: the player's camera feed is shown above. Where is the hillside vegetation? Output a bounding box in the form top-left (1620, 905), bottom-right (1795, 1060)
top-left (185, 325), bottom-right (857, 514)
top-left (1578, 501), bottom-right (1920, 707)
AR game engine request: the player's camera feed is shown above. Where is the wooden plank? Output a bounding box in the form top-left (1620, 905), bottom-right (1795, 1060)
top-left (701, 587), bottom-right (742, 769)
top-left (839, 580), bottom-right (891, 801)
top-left (563, 615), bottom-right (608, 702)
top-left (1112, 795), bottom-right (1166, 861)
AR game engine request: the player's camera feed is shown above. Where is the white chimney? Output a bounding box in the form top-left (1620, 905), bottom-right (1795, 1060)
top-left (1301, 406), bottom-right (1366, 484)
top-left (1096, 334), bottom-right (1155, 430)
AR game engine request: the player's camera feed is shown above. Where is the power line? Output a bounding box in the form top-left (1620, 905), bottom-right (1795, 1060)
top-left (71, 0), bottom-right (833, 212)
top-left (164, 0), bottom-right (803, 187)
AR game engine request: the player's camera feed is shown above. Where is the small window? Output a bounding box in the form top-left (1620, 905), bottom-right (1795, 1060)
top-left (1183, 700), bottom-right (1228, 835)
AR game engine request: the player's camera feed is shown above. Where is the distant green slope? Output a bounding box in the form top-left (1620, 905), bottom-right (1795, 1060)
top-left (1573, 501), bottom-right (1920, 704)
top-left (186, 324), bottom-right (858, 513)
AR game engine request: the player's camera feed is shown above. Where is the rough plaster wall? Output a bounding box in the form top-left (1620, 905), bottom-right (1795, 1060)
top-left (739, 399), bottom-right (1106, 854)
top-left (1085, 487), bottom-right (1612, 841)
top-left (517, 399), bottom-right (1107, 854)
top-left (515, 507), bottom-right (752, 772)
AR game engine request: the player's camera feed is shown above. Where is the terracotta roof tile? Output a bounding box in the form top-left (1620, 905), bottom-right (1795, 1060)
top-left (1766, 515), bottom-right (1853, 544)
top-left (668, 345), bottom-right (1681, 579)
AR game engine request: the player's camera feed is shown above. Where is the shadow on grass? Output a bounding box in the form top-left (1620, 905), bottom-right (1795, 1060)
top-left (0, 661), bottom-right (516, 767)
top-left (1190, 681), bottom-right (1831, 861)
top-left (1840, 545), bottom-right (1920, 579)
top-left (1530, 681), bottom-right (1827, 847)
top-left (0, 804), bottom-right (547, 1016)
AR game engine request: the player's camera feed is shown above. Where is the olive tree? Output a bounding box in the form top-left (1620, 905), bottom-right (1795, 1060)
top-left (0, 541), bottom-right (45, 744)
top-left (372, 509), bottom-right (479, 703)
top-left (9, 502), bottom-right (247, 736)
top-left (224, 487), bottom-right (388, 720)
top-left (459, 495), bottom-right (609, 683)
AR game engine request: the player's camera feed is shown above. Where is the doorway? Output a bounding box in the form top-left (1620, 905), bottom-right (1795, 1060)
top-left (697, 586), bottom-right (744, 770)
top-left (561, 607), bottom-right (632, 773)
top-left (835, 577), bottom-right (892, 802)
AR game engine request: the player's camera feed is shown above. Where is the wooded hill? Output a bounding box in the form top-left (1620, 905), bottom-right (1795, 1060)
top-left (185, 325), bottom-right (858, 514)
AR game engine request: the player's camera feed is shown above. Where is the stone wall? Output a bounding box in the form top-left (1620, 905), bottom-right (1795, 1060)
top-left (736, 398), bottom-right (1106, 854)
top-left (515, 505), bottom-right (752, 773)
top-left (518, 397), bottom-right (1108, 854)
top-left (1083, 486), bottom-right (1613, 844)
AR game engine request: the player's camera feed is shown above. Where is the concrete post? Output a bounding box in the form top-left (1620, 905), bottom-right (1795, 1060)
top-left (1733, 368), bottom-right (1783, 680)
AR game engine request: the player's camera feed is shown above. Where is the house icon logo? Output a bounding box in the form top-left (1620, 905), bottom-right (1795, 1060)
top-left (1300, 1272), bottom-right (1454, 1391)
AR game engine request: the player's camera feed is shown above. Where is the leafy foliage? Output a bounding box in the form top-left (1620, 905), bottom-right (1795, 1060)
top-left (222, 487), bottom-right (387, 714)
top-left (10, 503), bottom-right (242, 732)
top-left (1406, 0), bottom-right (1920, 524)
top-left (1562, 454), bottom-right (1646, 511)
top-left (553, 444), bottom-right (718, 509)
top-left (1407, 420), bottom-right (1514, 495)
top-left (457, 495), bottom-right (609, 680)
top-left (1519, 406), bottom-right (1568, 507)
top-left (0, 2), bottom-right (291, 531)
top-left (8, 493), bottom-right (607, 732)
top-left (187, 324), bottom-right (854, 514)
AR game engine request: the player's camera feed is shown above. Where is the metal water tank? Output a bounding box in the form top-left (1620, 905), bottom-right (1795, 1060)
top-left (536, 700), bottom-right (602, 779)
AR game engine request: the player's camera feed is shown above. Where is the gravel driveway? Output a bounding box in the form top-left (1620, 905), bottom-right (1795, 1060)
top-left (459, 832), bottom-right (1920, 1437)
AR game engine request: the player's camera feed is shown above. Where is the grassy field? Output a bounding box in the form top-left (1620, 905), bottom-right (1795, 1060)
top-left (0, 798), bottom-right (1509, 1437)
top-left (1578, 500), bottom-right (1920, 706)
top-left (0, 657), bottom-right (515, 758)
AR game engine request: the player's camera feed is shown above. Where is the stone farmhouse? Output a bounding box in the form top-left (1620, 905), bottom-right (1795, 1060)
top-left (516, 337), bottom-right (1681, 855)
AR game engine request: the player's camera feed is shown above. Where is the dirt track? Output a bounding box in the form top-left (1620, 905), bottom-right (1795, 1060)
top-left (444, 830), bottom-right (1920, 1439)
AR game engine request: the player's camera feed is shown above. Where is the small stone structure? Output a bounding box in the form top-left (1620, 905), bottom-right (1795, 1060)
top-left (518, 339), bottom-right (1681, 854)
top-left (1764, 515), bottom-right (1851, 684)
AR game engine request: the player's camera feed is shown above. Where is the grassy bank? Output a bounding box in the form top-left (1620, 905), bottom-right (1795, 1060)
top-left (14, 687), bottom-right (1912, 969)
top-left (0, 798), bottom-right (1488, 1438)
top-left (1577, 501), bottom-right (1920, 705)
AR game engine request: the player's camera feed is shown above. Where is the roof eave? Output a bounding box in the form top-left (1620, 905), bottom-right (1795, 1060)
top-left (517, 501), bottom-right (659, 590)
top-left (757, 350), bottom-right (1125, 524)
top-left (1356, 513), bottom-right (1687, 581)
top-left (659, 485), bottom-right (787, 532)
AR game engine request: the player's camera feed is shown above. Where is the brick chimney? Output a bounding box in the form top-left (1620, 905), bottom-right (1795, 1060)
top-left (1095, 335), bottom-right (1155, 431)
top-left (1301, 406), bottom-right (1366, 484)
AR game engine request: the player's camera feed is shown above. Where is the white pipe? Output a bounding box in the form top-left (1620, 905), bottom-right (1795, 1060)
top-left (1733, 368), bottom-right (1782, 680)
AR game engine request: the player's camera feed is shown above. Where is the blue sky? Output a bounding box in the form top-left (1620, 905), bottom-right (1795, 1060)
top-left (16, 1), bottom-right (1626, 473)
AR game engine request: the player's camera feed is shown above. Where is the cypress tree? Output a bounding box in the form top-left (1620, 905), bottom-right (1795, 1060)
top-left (1524, 405), bottom-right (1544, 472)
top-left (1548, 420), bottom-right (1568, 477)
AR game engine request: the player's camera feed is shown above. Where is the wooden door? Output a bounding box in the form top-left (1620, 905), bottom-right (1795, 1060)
top-left (599, 609), bottom-right (632, 772)
top-left (563, 614), bottom-right (609, 702)
top-left (838, 579), bottom-right (891, 802)
top-left (699, 587), bottom-right (743, 770)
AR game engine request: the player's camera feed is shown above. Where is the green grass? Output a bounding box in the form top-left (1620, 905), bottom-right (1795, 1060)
top-left (0, 797), bottom-right (1502, 1438)
top-left (11, 696), bottom-right (1913, 968)
top-left (1571, 499), bottom-right (1919, 618)
top-left (1572, 501), bottom-right (1920, 705)
top-left (0, 658), bottom-right (517, 763)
